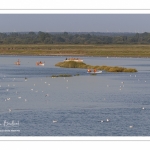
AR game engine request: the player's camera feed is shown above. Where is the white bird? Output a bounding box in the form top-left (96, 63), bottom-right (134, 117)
top-left (45, 94), bottom-right (49, 97)
top-left (142, 107), bottom-right (145, 110)
top-left (25, 99), bottom-right (27, 102)
top-left (18, 97), bottom-right (21, 99)
top-left (129, 126), bottom-right (133, 128)
top-left (7, 98), bottom-right (10, 101)
top-left (53, 120), bottom-right (57, 123)
top-left (106, 119), bottom-right (109, 122)
top-left (8, 109), bottom-right (11, 112)
top-left (101, 120), bottom-right (103, 123)
top-left (31, 89), bottom-right (33, 91)
top-left (6, 89), bottom-right (9, 92)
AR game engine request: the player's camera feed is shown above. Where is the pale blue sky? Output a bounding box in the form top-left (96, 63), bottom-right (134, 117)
top-left (0, 14), bottom-right (150, 33)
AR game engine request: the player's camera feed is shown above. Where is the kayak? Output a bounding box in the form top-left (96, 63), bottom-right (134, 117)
top-left (87, 71), bottom-right (102, 74)
top-left (36, 62), bottom-right (45, 66)
top-left (38, 63), bottom-right (44, 66)
top-left (15, 59), bottom-right (20, 65)
top-left (15, 62), bottom-right (20, 65)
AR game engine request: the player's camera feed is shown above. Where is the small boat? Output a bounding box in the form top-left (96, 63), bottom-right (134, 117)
top-left (87, 70), bottom-right (102, 74)
top-left (36, 61), bottom-right (45, 66)
top-left (87, 69), bottom-right (102, 74)
top-left (64, 58), bottom-right (83, 62)
top-left (15, 59), bottom-right (20, 65)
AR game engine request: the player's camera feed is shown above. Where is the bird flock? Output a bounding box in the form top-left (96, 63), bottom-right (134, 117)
top-left (101, 73), bottom-right (148, 129)
top-left (0, 65), bottom-right (149, 134)
top-left (0, 73), bottom-right (71, 125)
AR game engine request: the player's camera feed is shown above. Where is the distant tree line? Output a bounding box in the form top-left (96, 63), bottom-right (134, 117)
top-left (0, 31), bottom-right (150, 44)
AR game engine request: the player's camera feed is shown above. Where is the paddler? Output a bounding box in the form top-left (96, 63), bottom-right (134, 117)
top-left (88, 69), bottom-right (91, 72)
top-left (94, 69), bottom-right (97, 73)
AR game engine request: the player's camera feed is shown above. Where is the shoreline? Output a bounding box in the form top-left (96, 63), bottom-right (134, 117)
top-left (0, 54), bottom-right (150, 58)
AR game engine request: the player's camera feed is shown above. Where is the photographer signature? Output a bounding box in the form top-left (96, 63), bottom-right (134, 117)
top-left (0, 120), bottom-right (19, 127)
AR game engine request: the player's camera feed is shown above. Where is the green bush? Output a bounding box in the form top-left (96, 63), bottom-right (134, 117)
top-left (55, 61), bottom-right (137, 73)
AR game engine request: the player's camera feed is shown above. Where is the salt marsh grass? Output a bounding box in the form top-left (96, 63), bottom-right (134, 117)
top-left (0, 44), bottom-right (150, 57)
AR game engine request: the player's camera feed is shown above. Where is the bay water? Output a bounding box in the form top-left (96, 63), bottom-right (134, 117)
top-left (0, 56), bottom-right (150, 136)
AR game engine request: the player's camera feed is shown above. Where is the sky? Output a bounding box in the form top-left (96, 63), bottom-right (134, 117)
top-left (0, 14), bottom-right (150, 33)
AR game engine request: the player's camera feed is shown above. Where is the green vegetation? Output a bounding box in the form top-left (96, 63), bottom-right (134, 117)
top-left (1, 32), bottom-right (150, 44)
top-left (51, 74), bottom-right (72, 77)
top-left (55, 61), bottom-right (87, 68)
top-left (1, 44), bottom-right (150, 57)
top-left (1, 32), bottom-right (150, 57)
top-left (55, 61), bottom-right (137, 73)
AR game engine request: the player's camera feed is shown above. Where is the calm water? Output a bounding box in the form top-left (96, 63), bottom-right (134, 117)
top-left (0, 56), bottom-right (150, 136)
